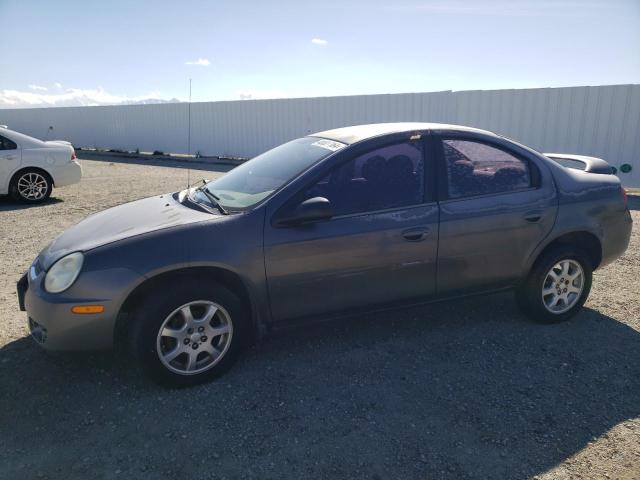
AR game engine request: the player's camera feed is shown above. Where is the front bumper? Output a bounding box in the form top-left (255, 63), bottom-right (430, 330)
top-left (18, 262), bottom-right (142, 351)
top-left (17, 273), bottom-right (50, 345)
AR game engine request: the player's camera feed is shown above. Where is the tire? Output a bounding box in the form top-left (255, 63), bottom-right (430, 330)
top-left (130, 279), bottom-right (249, 387)
top-left (516, 245), bottom-right (593, 323)
top-left (10, 169), bottom-right (53, 203)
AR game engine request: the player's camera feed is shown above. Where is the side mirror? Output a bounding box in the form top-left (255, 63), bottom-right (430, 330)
top-left (275, 197), bottom-right (333, 227)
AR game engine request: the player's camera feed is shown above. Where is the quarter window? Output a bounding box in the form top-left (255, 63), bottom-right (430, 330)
top-left (301, 141), bottom-right (425, 216)
top-left (0, 135), bottom-right (17, 150)
top-left (443, 139), bottom-right (531, 198)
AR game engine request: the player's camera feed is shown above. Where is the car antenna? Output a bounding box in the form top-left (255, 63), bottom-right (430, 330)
top-left (187, 78), bottom-right (192, 189)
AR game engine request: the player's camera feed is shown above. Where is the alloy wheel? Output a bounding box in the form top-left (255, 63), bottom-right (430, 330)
top-left (541, 259), bottom-right (584, 314)
top-left (17, 172), bottom-right (48, 201)
top-left (156, 300), bottom-right (233, 375)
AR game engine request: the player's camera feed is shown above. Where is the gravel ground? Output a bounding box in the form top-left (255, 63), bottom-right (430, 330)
top-left (0, 158), bottom-right (638, 480)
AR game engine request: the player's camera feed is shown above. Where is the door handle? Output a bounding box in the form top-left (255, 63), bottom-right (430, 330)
top-left (5, 155), bottom-right (17, 160)
top-left (523, 210), bottom-right (543, 223)
top-left (402, 227), bottom-right (430, 242)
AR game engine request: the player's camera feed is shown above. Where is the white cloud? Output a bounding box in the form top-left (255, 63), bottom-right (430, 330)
top-left (54, 82), bottom-right (62, 89)
top-left (0, 87), bottom-right (180, 108)
top-left (184, 58), bottom-right (211, 66)
top-left (28, 85), bottom-right (48, 91)
top-left (237, 89), bottom-right (289, 100)
top-left (311, 38), bottom-right (328, 46)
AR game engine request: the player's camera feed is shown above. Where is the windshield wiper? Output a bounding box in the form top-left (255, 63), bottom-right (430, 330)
top-left (194, 184), bottom-right (228, 215)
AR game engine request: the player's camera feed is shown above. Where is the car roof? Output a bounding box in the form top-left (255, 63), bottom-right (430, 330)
top-left (309, 122), bottom-right (496, 145)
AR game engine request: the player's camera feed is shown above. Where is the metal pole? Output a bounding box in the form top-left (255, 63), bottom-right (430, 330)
top-left (188, 78), bottom-right (192, 155)
top-left (187, 78), bottom-right (192, 187)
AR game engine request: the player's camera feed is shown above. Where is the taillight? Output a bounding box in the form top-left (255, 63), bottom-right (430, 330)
top-left (71, 150), bottom-right (77, 161)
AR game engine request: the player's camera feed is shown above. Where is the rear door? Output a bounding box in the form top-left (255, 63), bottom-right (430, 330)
top-left (434, 132), bottom-right (557, 294)
top-left (264, 136), bottom-right (439, 322)
top-left (0, 135), bottom-right (21, 194)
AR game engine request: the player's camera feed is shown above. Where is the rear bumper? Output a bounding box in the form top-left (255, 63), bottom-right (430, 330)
top-left (53, 161), bottom-right (82, 188)
top-left (600, 209), bottom-right (633, 268)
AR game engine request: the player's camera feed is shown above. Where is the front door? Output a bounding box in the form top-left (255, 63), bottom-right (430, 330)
top-left (434, 135), bottom-right (557, 294)
top-left (264, 139), bottom-right (439, 322)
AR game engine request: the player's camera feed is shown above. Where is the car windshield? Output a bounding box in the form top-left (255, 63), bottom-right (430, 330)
top-left (191, 137), bottom-right (345, 210)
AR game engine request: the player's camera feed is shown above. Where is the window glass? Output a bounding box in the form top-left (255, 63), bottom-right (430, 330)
top-left (443, 139), bottom-right (530, 198)
top-left (0, 135), bottom-right (17, 150)
top-left (197, 137), bottom-right (346, 210)
top-left (301, 141), bottom-right (425, 216)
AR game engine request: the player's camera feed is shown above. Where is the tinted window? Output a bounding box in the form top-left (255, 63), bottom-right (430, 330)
top-left (0, 135), bottom-right (17, 150)
top-left (443, 139), bottom-right (530, 198)
top-left (301, 141), bottom-right (425, 216)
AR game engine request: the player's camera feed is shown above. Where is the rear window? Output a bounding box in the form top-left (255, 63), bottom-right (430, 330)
top-left (0, 135), bottom-right (17, 150)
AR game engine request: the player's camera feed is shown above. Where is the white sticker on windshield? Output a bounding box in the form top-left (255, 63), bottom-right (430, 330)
top-left (311, 139), bottom-right (346, 152)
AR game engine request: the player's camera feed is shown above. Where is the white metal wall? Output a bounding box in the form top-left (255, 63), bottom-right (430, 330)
top-left (1, 84), bottom-right (639, 186)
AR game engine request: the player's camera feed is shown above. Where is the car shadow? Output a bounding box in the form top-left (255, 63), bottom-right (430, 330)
top-left (0, 293), bottom-right (638, 479)
top-left (0, 196), bottom-right (64, 212)
top-left (78, 152), bottom-right (237, 174)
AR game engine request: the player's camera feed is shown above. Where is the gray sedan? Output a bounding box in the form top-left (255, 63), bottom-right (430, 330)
top-left (18, 123), bottom-right (632, 387)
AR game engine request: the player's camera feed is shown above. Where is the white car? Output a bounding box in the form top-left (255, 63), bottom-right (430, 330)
top-left (0, 127), bottom-right (82, 203)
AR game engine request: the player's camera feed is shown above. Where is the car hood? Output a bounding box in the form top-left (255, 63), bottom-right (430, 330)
top-left (39, 193), bottom-right (214, 269)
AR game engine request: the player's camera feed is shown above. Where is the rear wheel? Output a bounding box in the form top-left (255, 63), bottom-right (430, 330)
top-left (131, 280), bottom-right (249, 387)
top-left (10, 169), bottom-right (52, 203)
top-left (516, 246), bottom-right (592, 323)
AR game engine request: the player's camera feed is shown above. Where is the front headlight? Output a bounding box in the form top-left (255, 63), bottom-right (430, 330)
top-left (44, 252), bottom-right (84, 293)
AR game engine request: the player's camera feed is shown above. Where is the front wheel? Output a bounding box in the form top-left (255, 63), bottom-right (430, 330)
top-left (131, 280), bottom-right (249, 387)
top-left (516, 246), bottom-right (593, 323)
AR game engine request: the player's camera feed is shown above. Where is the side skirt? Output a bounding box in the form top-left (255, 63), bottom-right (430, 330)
top-left (266, 285), bottom-right (515, 334)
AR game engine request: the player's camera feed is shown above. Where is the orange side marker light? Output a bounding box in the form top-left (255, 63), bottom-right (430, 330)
top-left (71, 305), bottom-right (105, 314)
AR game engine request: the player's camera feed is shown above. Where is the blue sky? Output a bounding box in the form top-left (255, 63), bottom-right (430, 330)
top-left (1, 0), bottom-right (639, 107)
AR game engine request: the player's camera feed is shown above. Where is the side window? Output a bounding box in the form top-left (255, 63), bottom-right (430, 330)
top-left (302, 141), bottom-right (425, 216)
top-left (0, 135), bottom-right (17, 150)
top-left (442, 139), bottom-right (531, 199)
